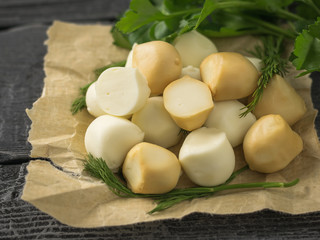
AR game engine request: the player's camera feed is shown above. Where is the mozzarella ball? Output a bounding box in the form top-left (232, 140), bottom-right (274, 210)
top-left (131, 97), bottom-right (181, 148)
top-left (179, 127), bottom-right (235, 186)
top-left (84, 115), bottom-right (144, 171)
top-left (95, 67), bottom-right (150, 116)
top-left (163, 76), bottom-right (214, 131)
top-left (243, 114), bottom-right (303, 173)
top-left (173, 30), bottom-right (218, 67)
top-left (180, 65), bottom-right (201, 80)
top-left (132, 41), bottom-right (182, 95)
top-left (200, 52), bottom-right (259, 101)
top-left (252, 74), bottom-right (307, 125)
top-left (245, 57), bottom-right (263, 72)
top-left (85, 82), bottom-right (107, 117)
top-left (204, 100), bottom-right (256, 147)
top-left (122, 142), bottom-right (181, 194)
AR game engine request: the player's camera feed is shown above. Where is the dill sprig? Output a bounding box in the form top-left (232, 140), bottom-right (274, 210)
top-left (240, 36), bottom-right (288, 117)
top-left (84, 154), bottom-right (299, 214)
top-left (70, 60), bottom-right (126, 115)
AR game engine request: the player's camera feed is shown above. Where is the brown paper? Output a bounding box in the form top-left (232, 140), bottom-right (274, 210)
top-left (22, 21), bottom-right (320, 228)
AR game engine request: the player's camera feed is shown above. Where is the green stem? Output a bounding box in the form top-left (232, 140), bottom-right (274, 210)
top-left (166, 8), bottom-right (202, 17)
top-left (200, 29), bottom-right (275, 38)
top-left (243, 15), bottom-right (297, 39)
top-left (276, 8), bottom-right (306, 22)
top-left (155, 179), bottom-right (299, 198)
top-left (149, 178), bottom-right (299, 213)
top-left (215, 1), bottom-right (305, 21)
top-left (303, 0), bottom-right (320, 15)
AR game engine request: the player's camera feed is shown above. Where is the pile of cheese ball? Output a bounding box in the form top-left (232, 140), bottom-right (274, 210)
top-left (84, 31), bottom-right (306, 194)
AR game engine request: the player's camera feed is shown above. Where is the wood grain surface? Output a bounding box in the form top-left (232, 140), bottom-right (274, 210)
top-left (1, 0), bottom-right (320, 239)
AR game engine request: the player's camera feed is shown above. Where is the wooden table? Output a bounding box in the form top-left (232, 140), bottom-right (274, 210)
top-left (1, 1), bottom-right (320, 239)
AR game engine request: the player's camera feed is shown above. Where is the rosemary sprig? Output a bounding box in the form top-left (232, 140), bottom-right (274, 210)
top-left (84, 154), bottom-right (299, 214)
top-left (240, 36), bottom-right (289, 117)
top-left (70, 60), bottom-right (126, 115)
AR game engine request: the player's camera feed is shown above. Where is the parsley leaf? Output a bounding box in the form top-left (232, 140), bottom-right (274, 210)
top-left (115, 0), bottom-right (167, 33)
top-left (291, 17), bottom-right (320, 76)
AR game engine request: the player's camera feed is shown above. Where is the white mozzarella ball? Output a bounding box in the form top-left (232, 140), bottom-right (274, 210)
top-left (85, 82), bottom-right (107, 117)
top-left (84, 115), bottom-right (144, 171)
top-left (204, 100), bottom-right (256, 147)
top-left (173, 30), bottom-right (218, 67)
top-left (131, 96), bottom-right (181, 148)
top-left (95, 67), bottom-right (150, 116)
top-left (180, 65), bottom-right (201, 80)
top-left (179, 127), bottom-right (235, 186)
top-left (246, 57), bottom-right (263, 72)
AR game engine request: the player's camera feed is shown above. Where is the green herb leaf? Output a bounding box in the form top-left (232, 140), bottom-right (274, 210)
top-left (115, 0), bottom-right (167, 33)
top-left (291, 17), bottom-right (320, 76)
top-left (111, 26), bottom-right (132, 49)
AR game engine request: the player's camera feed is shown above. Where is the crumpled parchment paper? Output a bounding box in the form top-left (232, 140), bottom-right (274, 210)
top-left (22, 21), bottom-right (320, 228)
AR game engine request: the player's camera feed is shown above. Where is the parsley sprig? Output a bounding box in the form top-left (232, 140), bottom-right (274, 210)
top-left (110, 0), bottom-right (319, 117)
top-left (71, 0), bottom-right (320, 115)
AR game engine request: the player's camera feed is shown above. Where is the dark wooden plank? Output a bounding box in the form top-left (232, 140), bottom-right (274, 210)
top-left (311, 72), bottom-right (320, 136)
top-left (0, 25), bottom-right (47, 161)
top-left (1, 161), bottom-right (320, 240)
top-left (0, 0), bottom-right (130, 29)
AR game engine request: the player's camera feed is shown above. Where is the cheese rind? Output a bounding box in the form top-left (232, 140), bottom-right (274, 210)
top-left (163, 76), bottom-right (214, 131)
top-left (95, 67), bottom-right (150, 116)
top-left (204, 100), bottom-right (256, 147)
top-left (132, 41), bottom-right (182, 95)
top-left (179, 127), bottom-right (235, 186)
top-left (122, 142), bottom-right (181, 194)
top-left (243, 114), bottom-right (303, 173)
top-left (173, 30), bottom-right (218, 67)
top-left (131, 97), bottom-right (181, 148)
top-left (84, 115), bottom-right (144, 171)
top-left (200, 52), bottom-right (259, 101)
top-left (252, 74), bottom-right (307, 125)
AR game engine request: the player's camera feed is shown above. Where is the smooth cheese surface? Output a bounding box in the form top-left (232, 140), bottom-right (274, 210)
top-left (122, 142), bottom-right (181, 194)
top-left (200, 52), bottom-right (259, 101)
top-left (85, 82), bottom-right (107, 117)
top-left (132, 41), bottom-right (182, 95)
top-left (179, 127), bottom-right (235, 186)
top-left (163, 76), bottom-right (214, 131)
top-left (204, 100), bottom-right (256, 147)
top-left (131, 96), bottom-right (181, 148)
top-left (84, 115), bottom-right (144, 171)
top-left (95, 67), bottom-right (150, 116)
top-left (243, 114), bottom-right (303, 173)
top-left (253, 74), bottom-right (307, 125)
top-left (173, 30), bottom-right (218, 67)
top-left (125, 43), bottom-right (137, 68)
